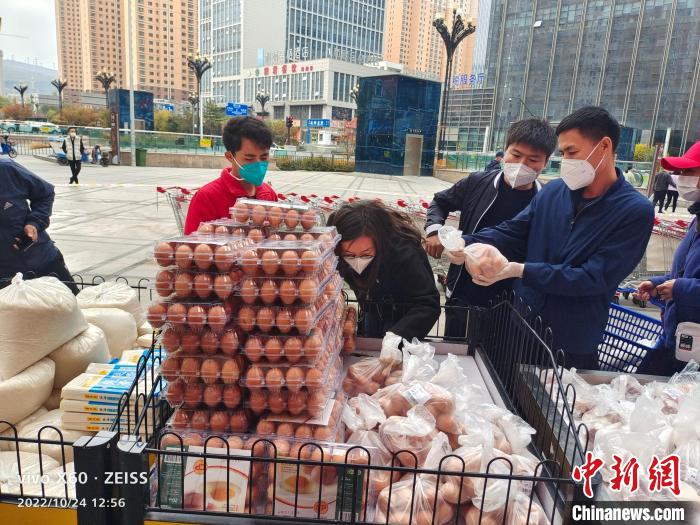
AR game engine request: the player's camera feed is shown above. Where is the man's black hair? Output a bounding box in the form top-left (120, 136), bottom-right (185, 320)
top-left (222, 117), bottom-right (273, 154)
top-left (67, 126), bottom-right (77, 132)
top-left (505, 118), bottom-right (557, 157)
top-left (556, 106), bottom-right (620, 152)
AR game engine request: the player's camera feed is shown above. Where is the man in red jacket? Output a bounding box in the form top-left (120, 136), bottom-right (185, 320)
top-left (184, 117), bottom-right (277, 234)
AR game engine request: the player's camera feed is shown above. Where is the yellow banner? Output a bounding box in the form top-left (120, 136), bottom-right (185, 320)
top-left (199, 138), bottom-right (212, 148)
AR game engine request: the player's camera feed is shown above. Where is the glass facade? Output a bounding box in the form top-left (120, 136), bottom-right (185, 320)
top-left (286, 0), bottom-right (385, 65)
top-left (485, 0), bottom-right (700, 158)
top-left (201, 0), bottom-right (242, 104)
top-left (444, 87), bottom-right (495, 152)
top-left (356, 75), bottom-right (441, 176)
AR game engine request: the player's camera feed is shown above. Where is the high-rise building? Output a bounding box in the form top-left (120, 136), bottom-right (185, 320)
top-left (200, 0), bottom-right (385, 120)
top-left (481, 0), bottom-right (700, 157)
top-left (384, 0), bottom-right (478, 81)
top-left (55, 0), bottom-right (198, 102)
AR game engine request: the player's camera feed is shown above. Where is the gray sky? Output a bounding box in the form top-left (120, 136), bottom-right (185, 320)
top-left (0, 1), bottom-right (58, 69)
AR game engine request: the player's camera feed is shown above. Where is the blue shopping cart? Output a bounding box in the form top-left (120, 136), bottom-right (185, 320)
top-left (597, 303), bottom-right (664, 373)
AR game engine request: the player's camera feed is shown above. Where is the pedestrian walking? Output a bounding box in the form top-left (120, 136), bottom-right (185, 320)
top-left (653, 169), bottom-right (676, 214)
top-left (485, 151), bottom-right (504, 172)
top-left (62, 127), bottom-right (85, 184)
top-left (665, 171), bottom-right (680, 212)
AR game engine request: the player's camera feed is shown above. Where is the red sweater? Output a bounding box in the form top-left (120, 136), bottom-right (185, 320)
top-left (184, 166), bottom-right (277, 234)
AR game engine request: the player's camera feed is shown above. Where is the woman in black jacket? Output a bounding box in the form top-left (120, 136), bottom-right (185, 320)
top-left (327, 200), bottom-right (440, 340)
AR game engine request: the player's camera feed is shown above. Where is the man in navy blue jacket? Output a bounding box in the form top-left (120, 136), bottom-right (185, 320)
top-left (0, 157), bottom-right (78, 293)
top-left (453, 107), bottom-right (654, 369)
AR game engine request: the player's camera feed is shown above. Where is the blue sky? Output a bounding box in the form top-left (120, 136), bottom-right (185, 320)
top-left (0, 1), bottom-right (58, 69)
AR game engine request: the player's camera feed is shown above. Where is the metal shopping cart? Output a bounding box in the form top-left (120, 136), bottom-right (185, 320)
top-left (157, 186), bottom-right (197, 235)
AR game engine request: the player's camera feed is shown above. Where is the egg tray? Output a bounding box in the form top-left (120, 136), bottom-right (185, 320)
top-left (232, 284), bottom-right (345, 336)
top-left (159, 351), bottom-right (247, 384)
top-left (237, 241), bottom-right (337, 279)
top-left (164, 406), bottom-right (257, 435)
top-left (163, 378), bottom-right (246, 411)
top-left (152, 268), bottom-right (242, 301)
top-left (236, 266), bottom-right (341, 307)
top-left (230, 198), bottom-right (321, 231)
top-left (146, 299), bottom-right (233, 332)
top-left (153, 235), bottom-right (253, 272)
top-left (158, 325), bottom-right (241, 355)
top-left (198, 220), bottom-right (340, 246)
top-left (246, 381), bottom-right (346, 422)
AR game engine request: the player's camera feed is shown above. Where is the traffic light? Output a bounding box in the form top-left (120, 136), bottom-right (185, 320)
top-left (286, 116), bottom-right (294, 129)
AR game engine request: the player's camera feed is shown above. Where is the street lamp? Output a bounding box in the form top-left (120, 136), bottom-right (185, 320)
top-left (509, 96), bottom-right (536, 118)
top-left (433, 7), bottom-right (476, 160)
top-left (51, 79), bottom-right (68, 113)
top-left (95, 71), bottom-right (116, 109)
top-left (255, 92), bottom-right (270, 117)
top-left (187, 52), bottom-right (212, 139)
top-left (187, 92), bottom-right (199, 134)
top-left (350, 85), bottom-right (359, 105)
top-left (13, 85), bottom-right (28, 107)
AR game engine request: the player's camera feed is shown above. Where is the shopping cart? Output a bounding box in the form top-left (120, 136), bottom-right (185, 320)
top-left (157, 186), bottom-right (197, 235)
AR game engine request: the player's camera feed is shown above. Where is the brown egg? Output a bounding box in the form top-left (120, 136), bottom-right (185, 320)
top-left (180, 357), bottom-right (200, 381)
top-left (264, 338), bottom-right (283, 363)
top-left (268, 207), bottom-right (283, 228)
top-left (210, 411), bottom-right (230, 432)
top-left (343, 336), bottom-right (356, 354)
top-left (295, 425), bottom-right (313, 439)
top-left (190, 410), bottom-right (210, 431)
top-left (245, 366), bottom-right (265, 387)
top-left (240, 278), bottom-right (259, 304)
top-left (174, 272), bottom-right (193, 298)
top-left (284, 337), bottom-right (303, 363)
top-left (148, 303), bottom-right (167, 328)
top-left (294, 308), bottom-right (313, 333)
top-left (256, 307), bottom-right (275, 332)
top-left (207, 305), bottom-right (228, 332)
top-left (194, 244), bottom-right (214, 270)
top-left (317, 233), bottom-right (332, 244)
top-left (285, 367), bottom-right (305, 392)
top-left (229, 410), bottom-right (249, 433)
top-left (285, 209), bottom-right (300, 229)
top-left (213, 274), bottom-right (233, 300)
top-left (300, 251), bottom-right (320, 274)
top-left (257, 419), bottom-right (277, 435)
top-left (184, 382), bottom-right (204, 407)
top-left (301, 210), bottom-right (317, 230)
top-left (232, 200), bottom-right (250, 222)
top-left (248, 228), bottom-right (264, 243)
top-left (300, 233), bottom-right (315, 242)
top-left (220, 330), bottom-right (239, 355)
top-left (276, 308), bottom-right (293, 333)
top-left (180, 330), bottom-right (201, 354)
top-left (166, 303), bottom-right (187, 324)
top-left (251, 205), bottom-right (267, 225)
top-left (268, 391), bottom-right (288, 414)
top-left (160, 357), bottom-right (180, 381)
top-left (155, 270), bottom-right (175, 297)
top-left (215, 225), bottom-right (230, 235)
top-left (298, 279), bottom-right (318, 303)
top-left (268, 233), bottom-right (282, 241)
top-left (227, 435), bottom-right (244, 450)
top-left (193, 273), bottom-right (212, 299)
top-left (261, 250), bottom-right (280, 275)
top-left (221, 359), bottom-right (241, 384)
top-left (241, 249), bottom-right (260, 276)
top-left (186, 305), bottom-right (207, 331)
top-left (203, 384), bottom-right (223, 407)
top-left (175, 244), bottom-right (193, 270)
top-left (223, 384), bottom-right (242, 409)
top-left (244, 336), bottom-right (263, 362)
top-left (287, 390), bottom-right (308, 415)
top-left (284, 234), bottom-right (298, 241)
top-left (279, 280), bottom-right (298, 305)
top-left (249, 390), bottom-right (268, 413)
top-left (280, 251), bottom-right (300, 276)
top-left (171, 409), bottom-right (190, 429)
top-left (314, 425), bottom-right (333, 441)
top-left (259, 280), bottom-right (278, 305)
top-left (303, 333), bottom-right (322, 361)
top-left (198, 223), bottom-right (215, 234)
top-left (266, 368), bottom-right (285, 388)
top-left (160, 328), bottom-right (181, 351)
top-left (273, 422), bottom-right (293, 438)
top-left (165, 379), bottom-right (185, 405)
top-left (200, 358), bottom-right (222, 384)
top-left (305, 369), bottom-right (323, 389)
top-left (308, 390), bottom-right (327, 413)
top-left (238, 306), bottom-right (256, 331)
top-left (154, 242), bottom-right (175, 267)
top-left (213, 245), bottom-right (234, 272)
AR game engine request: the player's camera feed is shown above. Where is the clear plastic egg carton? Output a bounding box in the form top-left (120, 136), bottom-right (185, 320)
top-left (236, 267), bottom-right (341, 307)
top-left (146, 299), bottom-right (233, 332)
top-left (152, 268), bottom-right (241, 301)
top-left (163, 376), bottom-right (246, 410)
top-left (245, 380), bottom-right (346, 421)
top-left (154, 235), bottom-right (253, 272)
top-left (229, 198), bottom-right (321, 231)
top-left (158, 325), bottom-right (241, 355)
top-left (198, 221), bottom-right (340, 246)
top-left (165, 406), bottom-right (256, 434)
top-left (238, 240), bottom-right (337, 279)
top-left (159, 351), bottom-right (247, 385)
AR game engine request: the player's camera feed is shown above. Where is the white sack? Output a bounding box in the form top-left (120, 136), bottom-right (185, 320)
top-left (82, 308), bottom-right (137, 358)
top-left (0, 407), bottom-right (48, 451)
top-left (0, 358), bottom-right (54, 426)
top-left (77, 281), bottom-right (144, 325)
top-left (18, 410), bottom-right (93, 463)
top-left (44, 389), bottom-right (62, 410)
top-left (49, 324), bottom-right (111, 389)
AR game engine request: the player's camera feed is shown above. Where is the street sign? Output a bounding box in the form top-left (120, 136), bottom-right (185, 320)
top-left (226, 103), bottom-right (249, 117)
top-left (163, 103), bottom-right (174, 112)
top-left (306, 119), bottom-right (330, 128)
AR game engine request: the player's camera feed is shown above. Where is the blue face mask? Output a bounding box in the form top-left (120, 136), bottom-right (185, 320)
top-left (233, 156), bottom-right (269, 186)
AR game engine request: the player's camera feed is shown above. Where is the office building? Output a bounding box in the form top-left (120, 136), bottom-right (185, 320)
top-left (444, 87), bottom-right (495, 152)
top-left (200, 0), bottom-right (385, 116)
top-left (481, 0), bottom-right (700, 157)
top-left (55, 0), bottom-right (198, 102)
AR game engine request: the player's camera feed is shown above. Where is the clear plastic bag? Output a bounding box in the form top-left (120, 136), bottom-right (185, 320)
top-left (379, 406), bottom-right (439, 467)
top-left (506, 492), bottom-right (547, 525)
top-left (373, 381), bottom-right (456, 433)
top-left (475, 404), bottom-right (536, 455)
top-left (380, 331), bottom-right (403, 365)
top-left (344, 394), bottom-right (386, 431)
top-left (671, 388), bottom-right (700, 447)
top-left (438, 225), bottom-right (465, 252)
top-left (343, 357), bottom-right (400, 396)
top-left (463, 244), bottom-right (508, 280)
top-left (375, 474), bottom-right (456, 525)
top-left (401, 340), bottom-right (438, 384)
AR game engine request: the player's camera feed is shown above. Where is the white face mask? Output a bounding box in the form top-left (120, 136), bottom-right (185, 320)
top-left (503, 163), bottom-right (539, 188)
top-left (69, 132), bottom-right (76, 138)
top-left (344, 255), bottom-right (374, 275)
top-left (560, 141), bottom-right (605, 190)
top-left (677, 175), bottom-right (700, 202)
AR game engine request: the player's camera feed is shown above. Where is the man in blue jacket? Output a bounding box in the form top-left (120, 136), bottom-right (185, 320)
top-left (637, 141), bottom-right (700, 375)
top-left (452, 107), bottom-right (654, 369)
top-left (0, 157), bottom-right (78, 293)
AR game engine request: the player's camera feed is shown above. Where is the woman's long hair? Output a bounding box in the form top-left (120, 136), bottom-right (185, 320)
top-left (327, 200), bottom-right (423, 292)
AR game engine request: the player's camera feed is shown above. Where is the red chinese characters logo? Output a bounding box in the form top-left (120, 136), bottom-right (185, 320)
top-left (572, 452), bottom-right (604, 498)
top-left (610, 455), bottom-right (640, 493)
top-left (648, 455), bottom-right (680, 496)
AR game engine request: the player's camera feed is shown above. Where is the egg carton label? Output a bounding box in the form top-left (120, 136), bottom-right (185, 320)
top-left (401, 384), bottom-right (431, 407)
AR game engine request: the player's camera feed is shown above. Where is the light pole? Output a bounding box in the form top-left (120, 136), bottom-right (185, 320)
top-left (51, 79), bottom-right (68, 113)
top-left (187, 92), bottom-right (199, 134)
top-left (13, 85), bottom-right (28, 107)
top-left (187, 52), bottom-right (212, 139)
top-left (95, 71), bottom-right (116, 109)
top-left (433, 7), bottom-right (476, 160)
top-left (509, 96), bottom-right (536, 118)
top-left (255, 92), bottom-right (270, 117)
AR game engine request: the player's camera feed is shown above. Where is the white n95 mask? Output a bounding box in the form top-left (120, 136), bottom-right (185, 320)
top-left (503, 163), bottom-right (539, 187)
top-left (560, 141), bottom-right (605, 190)
top-left (344, 256), bottom-right (374, 275)
top-left (677, 176), bottom-right (700, 202)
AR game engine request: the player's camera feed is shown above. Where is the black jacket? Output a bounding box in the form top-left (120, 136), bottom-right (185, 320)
top-left (425, 170), bottom-right (541, 302)
top-left (485, 159), bottom-right (501, 171)
top-left (654, 171), bottom-right (676, 192)
top-left (340, 239), bottom-right (440, 341)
